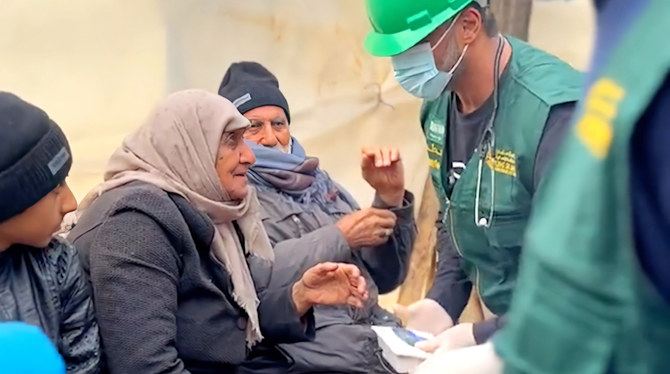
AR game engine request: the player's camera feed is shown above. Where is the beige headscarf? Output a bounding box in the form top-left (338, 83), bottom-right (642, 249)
top-left (79, 89), bottom-right (273, 347)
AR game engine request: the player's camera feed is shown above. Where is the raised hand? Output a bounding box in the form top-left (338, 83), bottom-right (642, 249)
top-left (361, 146), bottom-right (405, 207)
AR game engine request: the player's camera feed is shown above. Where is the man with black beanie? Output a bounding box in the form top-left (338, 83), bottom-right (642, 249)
top-left (0, 92), bottom-right (101, 373)
top-left (219, 62), bottom-right (417, 374)
top-left (218, 61), bottom-right (293, 152)
top-left (217, 61), bottom-right (291, 123)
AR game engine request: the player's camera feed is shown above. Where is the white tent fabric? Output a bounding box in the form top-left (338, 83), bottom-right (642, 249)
top-left (1, 0), bottom-right (594, 307)
top-left (1, 0), bottom-right (593, 207)
top-left (160, 0), bottom-right (432, 211)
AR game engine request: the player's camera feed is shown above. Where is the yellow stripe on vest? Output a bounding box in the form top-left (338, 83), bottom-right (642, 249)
top-left (576, 79), bottom-right (625, 159)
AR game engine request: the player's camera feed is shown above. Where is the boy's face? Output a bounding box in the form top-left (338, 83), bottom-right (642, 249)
top-left (0, 182), bottom-right (77, 250)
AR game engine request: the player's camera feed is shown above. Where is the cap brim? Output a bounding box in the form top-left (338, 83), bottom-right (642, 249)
top-left (364, 27), bottom-right (433, 57)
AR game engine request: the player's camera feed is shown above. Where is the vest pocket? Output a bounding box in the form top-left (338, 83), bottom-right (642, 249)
top-left (484, 213), bottom-right (527, 279)
top-left (485, 213), bottom-right (528, 249)
top-left (481, 214), bottom-right (527, 314)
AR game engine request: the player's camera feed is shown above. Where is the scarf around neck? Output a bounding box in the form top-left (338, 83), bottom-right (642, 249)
top-left (246, 138), bottom-right (357, 212)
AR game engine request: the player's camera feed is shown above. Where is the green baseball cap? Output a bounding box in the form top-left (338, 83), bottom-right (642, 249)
top-left (364, 0), bottom-right (476, 57)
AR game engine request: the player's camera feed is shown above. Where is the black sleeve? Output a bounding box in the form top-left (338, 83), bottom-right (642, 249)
top-left (255, 284), bottom-right (316, 344)
top-left (631, 75), bottom-right (670, 304)
top-left (425, 212), bottom-right (472, 321)
top-left (533, 102), bottom-right (578, 190)
top-left (56, 241), bottom-right (102, 374)
top-left (472, 315), bottom-right (506, 344)
top-left (87, 211), bottom-right (191, 374)
top-left (358, 191), bottom-right (417, 294)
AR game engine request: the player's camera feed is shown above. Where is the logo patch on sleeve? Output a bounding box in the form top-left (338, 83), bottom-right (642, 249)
top-left (575, 78), bottom-right (625, 159)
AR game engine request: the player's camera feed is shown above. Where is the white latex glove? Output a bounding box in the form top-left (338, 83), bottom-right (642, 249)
top-left (415, 342), bottom-right (503, 374)
top-left (394, 299), bottom-right (453, 336)
top-left (415, 323), bottom-right (476, 353)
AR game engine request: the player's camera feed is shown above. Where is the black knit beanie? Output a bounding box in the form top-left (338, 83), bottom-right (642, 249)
top-left (217, 62), bottom-right (291, 123)
top-left (0, 92), bottom-right (72, 222)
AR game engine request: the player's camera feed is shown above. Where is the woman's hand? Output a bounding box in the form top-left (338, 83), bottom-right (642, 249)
top-left (292, 262), bottom-right (369, 315)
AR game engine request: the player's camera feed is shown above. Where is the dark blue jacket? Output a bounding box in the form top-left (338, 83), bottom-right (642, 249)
top-left (0, 238), bottom-right (101, 373)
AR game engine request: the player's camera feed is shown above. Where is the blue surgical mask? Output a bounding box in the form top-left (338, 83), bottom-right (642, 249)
top-left (392, 16), bottom-right (469, 100)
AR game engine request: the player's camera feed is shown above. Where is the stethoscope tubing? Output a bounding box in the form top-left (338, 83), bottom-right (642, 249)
top-left (474, 34), bottom-right (505, 228)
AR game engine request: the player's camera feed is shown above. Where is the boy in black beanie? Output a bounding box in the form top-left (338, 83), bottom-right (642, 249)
top-left (0, 92), bottom-right (101, 373)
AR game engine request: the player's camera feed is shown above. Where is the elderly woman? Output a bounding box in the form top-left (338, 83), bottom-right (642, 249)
top-left (68, 90), bottom-right (368, 374)
top-left (218, 62), bottom-right (416, 373)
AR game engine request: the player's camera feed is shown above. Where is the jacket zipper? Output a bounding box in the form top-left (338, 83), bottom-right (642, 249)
top-left (448, 205), bottom-right (481, 301)
top-left (442, 98), bottom-right (482, 312)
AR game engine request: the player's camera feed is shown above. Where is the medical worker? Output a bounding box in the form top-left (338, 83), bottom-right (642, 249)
top-left (364, 0), bottom-right (582, 348)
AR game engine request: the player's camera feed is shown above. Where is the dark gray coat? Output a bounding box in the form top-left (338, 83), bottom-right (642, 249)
top-left (253, 182), bottom-right (416, 374)
top-left (69, 182), bottom-right (314, 374)
top-left (0, 237), bottom-right (101, 373)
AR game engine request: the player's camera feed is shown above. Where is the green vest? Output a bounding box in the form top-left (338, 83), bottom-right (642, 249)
top-left (420, 37), bottom-right (582, 315)
top-left (496, 2), bottom-right (670, 373)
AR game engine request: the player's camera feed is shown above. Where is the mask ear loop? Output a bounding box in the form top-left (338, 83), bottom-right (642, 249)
top-left (432, 13), bottom-right (469, 75)
top-left (475, 34), bottom-right (505, 228)
top-left (431, 13), bottom-right (461, 51)
top-left (448, 44), bottom-right (469, 75)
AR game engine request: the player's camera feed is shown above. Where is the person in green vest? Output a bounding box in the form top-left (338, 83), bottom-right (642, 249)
top-left (493, 0), bottom-right (670, 372)
top-left (364, 0), bottom-right (583, 350)
top-left (416, 0), bottom-right (670, 372)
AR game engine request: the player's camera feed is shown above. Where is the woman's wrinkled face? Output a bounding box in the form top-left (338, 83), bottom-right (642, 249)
top-left (242, 106), bottom-right (291, 152)
top-left (0, 182), bottom-right (77, 250)
top-left (215, 128), bottom-right (256, 200)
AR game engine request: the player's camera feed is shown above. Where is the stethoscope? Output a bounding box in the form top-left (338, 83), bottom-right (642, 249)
top-left (474, 34), bottom-right (505, 228)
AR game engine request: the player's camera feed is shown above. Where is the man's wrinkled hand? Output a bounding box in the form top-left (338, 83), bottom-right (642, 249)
top-left (336, 208), bottom-right (397, 248)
